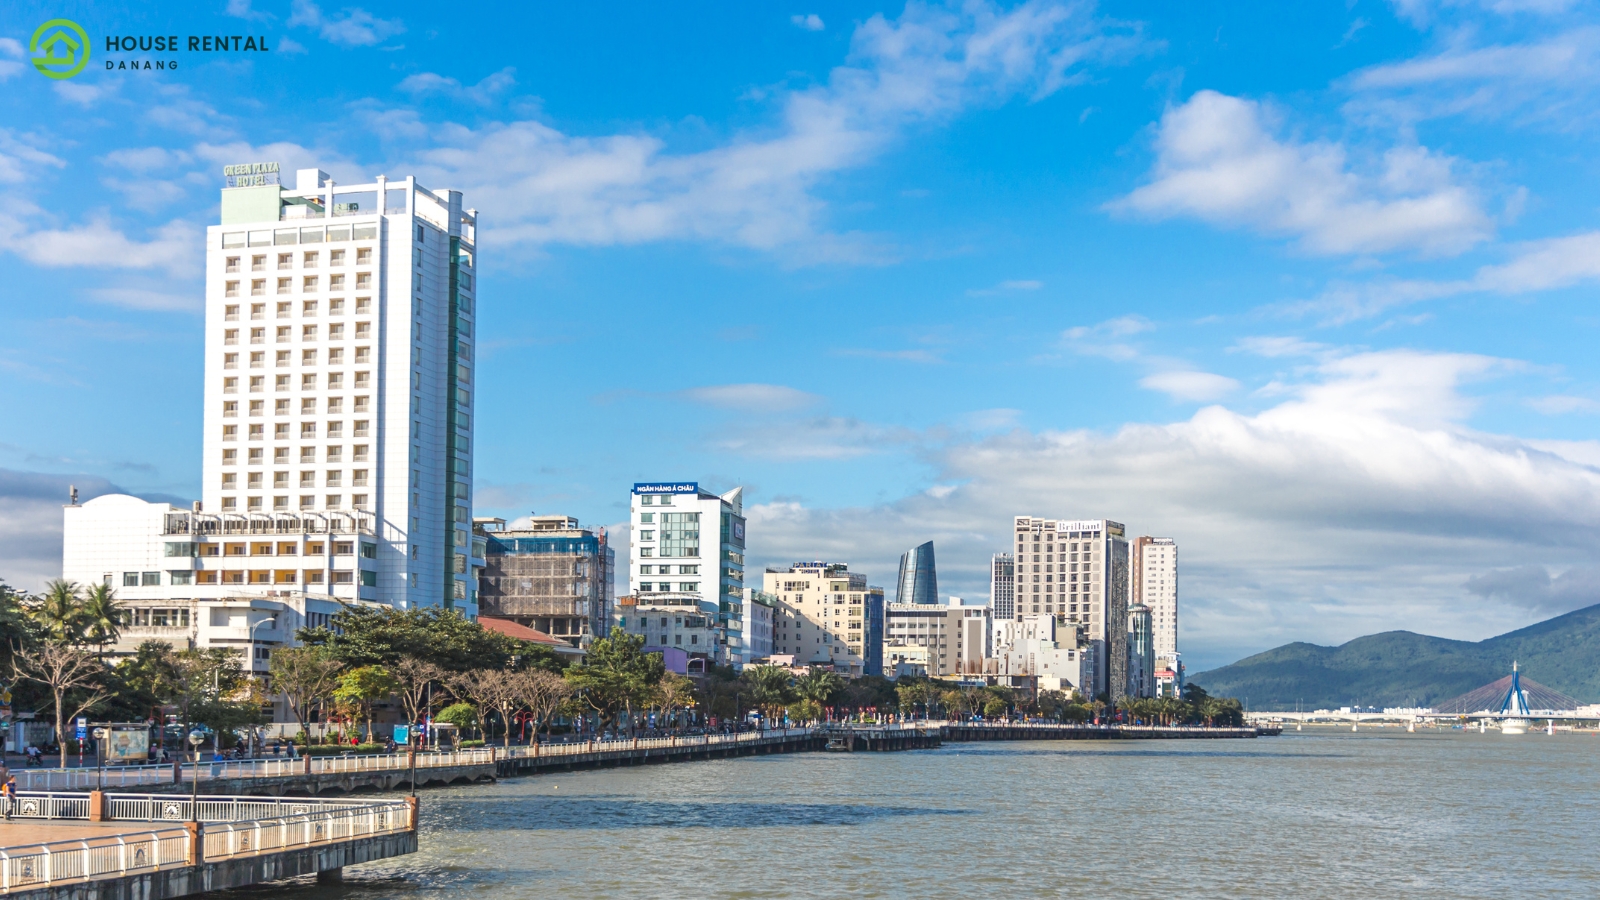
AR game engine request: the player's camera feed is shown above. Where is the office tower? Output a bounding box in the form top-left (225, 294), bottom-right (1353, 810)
top-left (629, 482), bottom-right (746, 666)
top-left (202, 167), bottom-right (480, 610)
top-left (766, 562), bottom-right (884, 676)
top-left (476, 515), bottom-right (614, 646)
top-left (1013, 516), bottom-right (1130, 701)
top-left (991, 552), bottom-right (1015, 621)
top-left (894, 540), bottom-right (938, 605)
top-left (1131, 536), bottom-right (1178, 664)
top-left (1127, 603), bottom-right (1155, 699)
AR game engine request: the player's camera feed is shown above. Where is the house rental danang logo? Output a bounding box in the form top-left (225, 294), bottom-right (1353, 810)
top-left (30, 19), bottom-right (90, 80)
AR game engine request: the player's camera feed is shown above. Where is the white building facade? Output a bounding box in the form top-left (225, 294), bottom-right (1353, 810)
top-left (989, 615), bottom-right (1090, 695)
top-left (764, 562), bottom-right (884, 676)
top-left (1131, 536), bottom-right (1178, 665)
top-left (628, 482), bottom-right (746, 666)
top-left (1013, 517), bottom-right (1129, 701)
top-left (883, 599), bottom-right (988, 677)
top-left (203, 166), bottom-right (480, 612)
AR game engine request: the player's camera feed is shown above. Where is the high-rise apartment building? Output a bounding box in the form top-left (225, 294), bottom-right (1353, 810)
top-left (990, 552), bottom-right (1015, 621)
top-left (895, 540), bottom-right (938, 605)
top-left (476, 515), bottom-right (614, 646)
top-left (765, 562), bottom-right (884, 676)
top-left (629, 482), bottom-right (746, 666)
top-left (1013, 516), bottom-right (1129, 701)
top-left (1131, 536), bottom-right (1178, 664)
top-left (1127, 603), bottom-right (1155, 699)
top-left (202, 166), bottom-right (480, 611)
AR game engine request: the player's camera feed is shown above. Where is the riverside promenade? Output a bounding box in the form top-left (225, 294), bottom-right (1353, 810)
top-left (0, 792), bottom-right (415, 898)
top-left (10, 722), bottom-right (1274, 798)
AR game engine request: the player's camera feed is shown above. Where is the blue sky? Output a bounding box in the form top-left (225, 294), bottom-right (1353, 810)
top-left (5, 0), bottom-right (1600, 670)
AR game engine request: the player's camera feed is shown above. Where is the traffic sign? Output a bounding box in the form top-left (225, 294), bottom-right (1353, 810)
top-left (76, 717), bottom-right (87, 740)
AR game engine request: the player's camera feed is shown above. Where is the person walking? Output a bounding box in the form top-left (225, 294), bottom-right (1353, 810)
top-left (3, 773), bottom-right (17, 820)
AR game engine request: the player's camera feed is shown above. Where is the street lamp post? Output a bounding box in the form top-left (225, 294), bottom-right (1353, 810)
top-left (187, 729), bottom-right (205, 822)
top-left (246, 617), bottom-right (277, 758)
top-left (93, 727), bottom-right (107, 791)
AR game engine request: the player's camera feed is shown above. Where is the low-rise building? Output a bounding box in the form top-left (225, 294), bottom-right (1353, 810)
top-left (765, 561), bottom-right (885, 676)
top-left (883, 598), bottom-right (990, 677)
top-left (615, 592), bottom-right (719, 672)
top-left (476, 514), bottom-right (614, 648)
top-left (988, 615), bottom-right (1090, 696)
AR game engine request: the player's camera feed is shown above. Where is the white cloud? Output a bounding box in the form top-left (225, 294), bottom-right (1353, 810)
top-left (1528, 395), bottom-right (1600, 415)
top-left (279, 37), bottom-right (309, 55)
top-left (1061, 314), bottom-right (1153, 361)
top-left (792, 13), bottom-right (826, 31)
top-left (288, 0), bottom-right (404, 46)
top-left (680, 383), bottom-right (822, 412)
top-left (398, 1), bottom-right (1147, 260)
top-left (0, 131), bottom-right (65, 183)
top-left (1389, 0), bottom-right (1578, 28)
top-left (1346, 28), bottom-right (1600, 126)
top-left (0, 37), bottom-right (23, 81)
top-left (1473, 230), bottom-right (1600, 292)
top-left (85, 287), bottom-right (199, 312)
top-left (715, 416), bottom-right (916, 460)
top-left (225, 0), bottom-right (273, 21)
top-left (834, 347), bottom-right (945, 363)
top-left (967, 278), bottom-right (1043, 296)
top-left (744, 348), bottom-right (1597, 666)
top-left (1139, 369), bottom-right (1240, 401)
top-left (0, 212), bottom-right (199, 277)
top-left (1231, 336), bottom-right (1331, 358)
top-left (1112, 90), bottom-right (1493, 256)
top-left (398, 68), bottom-right (516, 105)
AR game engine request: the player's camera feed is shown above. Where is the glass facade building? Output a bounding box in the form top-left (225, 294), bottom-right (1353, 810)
top-left (895, 540), bottom-right (939, 605)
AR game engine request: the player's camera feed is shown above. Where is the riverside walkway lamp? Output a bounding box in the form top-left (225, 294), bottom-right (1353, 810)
top-left (188, 729), bottom-right (206, 822)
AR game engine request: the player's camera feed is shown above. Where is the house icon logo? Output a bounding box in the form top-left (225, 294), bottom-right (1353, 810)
top-left (30, 19), bottom-right (90, 80)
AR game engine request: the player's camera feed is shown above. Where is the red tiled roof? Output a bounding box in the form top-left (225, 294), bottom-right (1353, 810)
top-left (477, 616), bottom-right (566, 646)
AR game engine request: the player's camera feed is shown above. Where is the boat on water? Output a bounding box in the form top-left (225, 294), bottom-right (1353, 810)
top-left (1501, 718), bottom-right (1529, 735)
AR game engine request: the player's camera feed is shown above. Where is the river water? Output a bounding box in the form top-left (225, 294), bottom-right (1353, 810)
top-left (258, 729), bottom-right (1600, 899)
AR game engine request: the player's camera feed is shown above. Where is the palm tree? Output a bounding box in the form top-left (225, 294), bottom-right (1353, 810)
top-left (33, 579), bottom-right (84, 645)
top-left (794, 668), bottom-right (844, 722)
top-left (744, 665), bottom-right (795, 728)
top-left (79, 582), bottom-right (123, 658)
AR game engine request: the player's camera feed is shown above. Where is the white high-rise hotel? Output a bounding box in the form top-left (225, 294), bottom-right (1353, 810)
top-left (62, 165), bottom-right (480, 658)
top-left (201, 167), bottom-right (479, 610)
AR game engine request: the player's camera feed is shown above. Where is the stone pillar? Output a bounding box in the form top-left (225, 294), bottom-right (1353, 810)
top-left (184, 821), bottom-right (203, 865)
top-left (405, 795), bottom-right (419, 831)
top-left (88, 790), bottom-right (106, 822)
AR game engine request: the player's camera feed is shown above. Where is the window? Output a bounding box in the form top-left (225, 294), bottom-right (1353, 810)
top-left (276, 278), bottom-right (291, 295)
top-left (223, 401), bottom-right (238, 417)
top-left (276, 350), bottom-right (291, 366)
top-left (360, 570), bottom-right (377, 586)
top-left (300, 494), bottom-right (315, 509)
top-left (223, 377), bottom-right (238, 393)
top-left (273, 495), bottom-right (289, 510)
top-left (250, 327), bottom-right (264, 343)
top-left (300, 471), bottom-right (315, 487)
top-left (223, 425), bottom-right (238, 440)
top-left (354, 322), bottom-right (370, 338)
top-left (300, 446), bottom-right (316, 462)
top-left (301, 422), bottom-right (316, 437)
top-left (224, 353), bottom-right (238, 369)
top-left (303, 300), bottom-right (318, 316)
top-left (330, 249), bottom-right (345, 266)
top-left (326, 446), bottom-right (342, 462)
top-left (352, 444), bottom-right (369, 461)
top-left (326, 397), bottom-right (343, 413)
top-left (302, 349), bottom-right (316, 365)
top-left (224, 328), bottom-right (239, 345)
top-left (354, 371), bottom-right (370, 388)
top-left (221, 497), bottom-right (237, 510)
top-left (328, 348), bottom-right (344, 364)
top-left (246, 496), bottom-right (263, 511)
top-left (303, 276), bottom-right (318, 292)
top-left (303, 251), bottom-right (318, 267)
top-left (123, 572), bottom-right (139, 586)
top-left (326, 470), bottom-right (342, 487)
top-left (328, 421), bottom-right (344, 438)
top-left (274, 422), bottom-right (290, 439)
top-left (303, 325), bottom-right (318, 340)
top-left (354, 347), bottom-right (369, 363)
top-left (353, 420), bottom-right (368, 437)
top-left (273, 447), bottom-right (289, 463)
top-left (330, 274), bottom-right (345, 291)
top-left (277, 252), bottom-right (292, 270)
top-left (225, 256), bottom-right (240, 272)
top-left (327, 372), bottom-right (344, 388)
top-left (251, 255), bottom-right (266, 272)
top-left (251, 280), bottom-right (265, 296)
top-left (222, 448), bottom-right (237, 464)
top-left (250, 351), bottom-right (264, 367)
top-left (301, 373), bottom-right (316, 389)
top-left (328, 323), bottom-right (344, 340)
top-left (275, 374), bottom-right (290, 391)
top-left (276, 326), bottom-right (291, 342)
top-left (356, 297), bottom-right (371, 314)
top-left (248, 399), bottom-right (263, 416)
top-left (273, 471), bottom-right (289, 488)
top-left (170, 571), bottom-right (193, 586)
top-left (357, 248), bottom-right (372, 264)
top-left (224, 304), bottom-right (239, 321)
top-left (225, 281), bottom-right (239, 297)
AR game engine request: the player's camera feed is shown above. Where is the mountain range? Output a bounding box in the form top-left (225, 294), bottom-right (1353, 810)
top-left (1189, 603), bottom-right (1600, 710)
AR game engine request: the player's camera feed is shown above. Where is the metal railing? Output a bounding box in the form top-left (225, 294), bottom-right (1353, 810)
top-left (0, 793), bottom-right (410, 894)
top-left (0, 827), bottom-right (189, 894)
top-left (204, 802), bottom-right (408, 860)
top-left (12, 733), bottom-right (822, 791)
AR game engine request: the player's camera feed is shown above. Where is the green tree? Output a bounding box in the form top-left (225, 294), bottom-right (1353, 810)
top-left (654, 672), bottom-right (697, 731)
top-left (563, 632), bottom-right (665, 735)
top-left (79, 582), bottom-right (122, 658)
top-left (794, 668), bottom-right (844, 720)
top-left (268, 646), bottom-right (342, 762)
top-left (103, 640), bottom-right (178, 724)
top-left (299, 607), bottom-right (564, 673)
top-left (334, 665), bottom-right (399, 742)
top-left (741, 665), bottom-right (795, 728)
top-left (435, 701), bottom-right (478, 744)
top-left (31, 579), bottom-right (85, 645)
top-left (983, 696), bottom-right (1008, 719)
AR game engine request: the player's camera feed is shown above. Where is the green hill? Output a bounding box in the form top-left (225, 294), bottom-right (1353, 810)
top-left (1190, 603), bottom-right (1600, 710)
